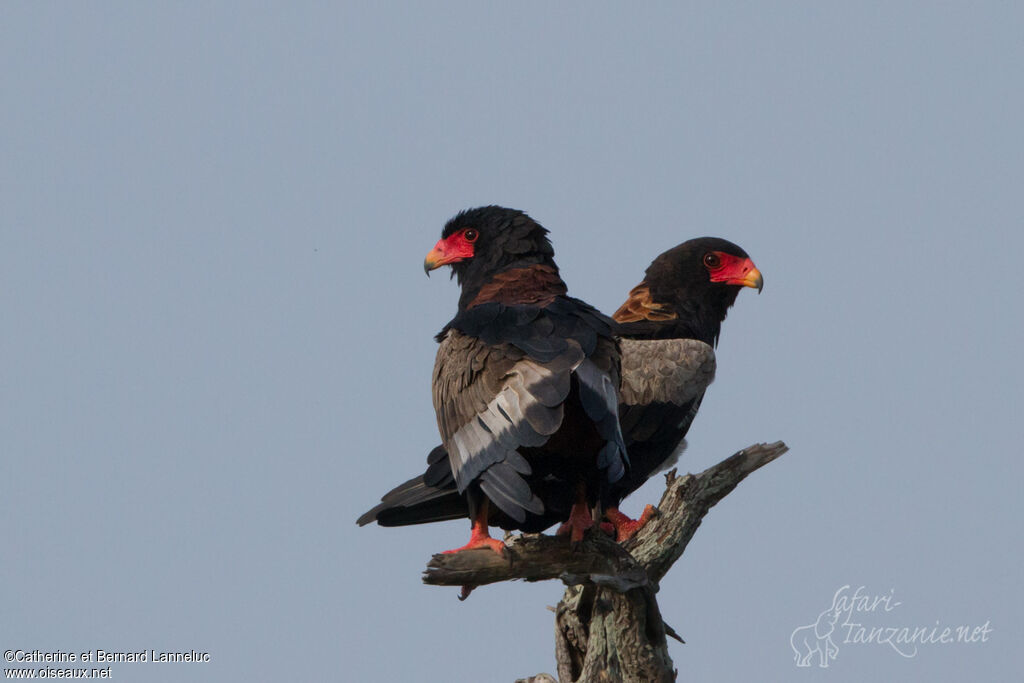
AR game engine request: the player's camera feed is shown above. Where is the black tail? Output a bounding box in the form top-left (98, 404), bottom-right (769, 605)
top-left (356, 474), bottom-right (467, 526)
top-left (356, 445), bottom-right (468, 527)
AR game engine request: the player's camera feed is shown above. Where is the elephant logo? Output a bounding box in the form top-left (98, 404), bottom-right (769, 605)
top-left (790, 606), bottom-right (841, 668)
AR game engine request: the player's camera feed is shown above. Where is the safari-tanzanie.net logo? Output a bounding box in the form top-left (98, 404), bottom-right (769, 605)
top-left (789, 585), bottom-right (992, 668)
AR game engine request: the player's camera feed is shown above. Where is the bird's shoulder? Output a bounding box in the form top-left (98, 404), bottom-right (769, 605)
top-left (619, 337), bottom-right (716, 406)
top-left (437, 295), bottom-right (615, 364)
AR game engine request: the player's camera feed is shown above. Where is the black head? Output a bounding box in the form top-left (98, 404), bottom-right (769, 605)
top-left (424, 206), bottom-right (559, 307)
top-left (615, 237), bottom-right (762, 345)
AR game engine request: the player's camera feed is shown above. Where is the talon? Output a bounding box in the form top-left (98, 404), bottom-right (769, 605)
top-left (440, 500), bottom-right (506, 557)
top-left (605, 504), bottom-right (658, 542)
top-left (556, 493), bottom-right (594, 544)
top-left (441, 533), bottom-right (506, 557)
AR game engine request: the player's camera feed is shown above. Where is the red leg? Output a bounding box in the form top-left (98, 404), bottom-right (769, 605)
top-left (605, 504), bottom-right (658, 542)
top-left (556, 484), bottom-right (594, 544)
top-left (441, 499), bottom-right (506, 557)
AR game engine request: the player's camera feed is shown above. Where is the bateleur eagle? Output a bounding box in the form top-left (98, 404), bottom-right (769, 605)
top-left (603, 237), bottom-right (762, 538)
top-left (422, 206), bottom-right (628, 553)
top-left (357, 235), bottom-right (762, 542)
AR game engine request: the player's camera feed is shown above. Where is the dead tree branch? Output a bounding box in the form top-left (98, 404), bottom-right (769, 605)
top-left (423, 440), bottom-right (789, 682)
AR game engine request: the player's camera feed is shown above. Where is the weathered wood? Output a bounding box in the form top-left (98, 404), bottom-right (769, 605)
top-left (423, 530), bottom-right (645, 589)
top-left (625, 441), bottom-right (790, 584)
top-left (424, 440), bottom-right (788, 683)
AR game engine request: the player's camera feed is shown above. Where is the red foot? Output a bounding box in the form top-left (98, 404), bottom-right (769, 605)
top-left (442, 523), bottom-right (506, 558)
top-left (556, 501), bottom-right (594, 544)
top-left (442, 534), bottom-right (506, 556)
top-left (605, 504), bottom-right (658, 542)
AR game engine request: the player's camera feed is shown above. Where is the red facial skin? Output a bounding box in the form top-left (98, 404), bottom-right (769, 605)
top-left (705, 252), bottom-right (763, 291)
top-left (424, 229), bottom-right (477, 272)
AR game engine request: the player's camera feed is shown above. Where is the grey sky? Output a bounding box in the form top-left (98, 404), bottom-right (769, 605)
top-left (2, 3), bottom-right (1020, 681)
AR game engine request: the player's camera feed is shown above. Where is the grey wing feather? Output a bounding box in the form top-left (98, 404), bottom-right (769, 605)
top-left (433, 330), bottom-right (584, 519)
top-left (575, 356), bottom-right (629, 482)
top-left (479, 463), bottom-right (544, 522)
top-left (619, 338), bottom-right (716, 406)
top-left (575, 358), bottom-right (616, 422)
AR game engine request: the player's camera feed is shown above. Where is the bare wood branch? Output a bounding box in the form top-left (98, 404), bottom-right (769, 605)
top-left (423, 442), bottom-right (787, 590)
top-left (422, 440), bottom-right (788, 682)
top-left (423, 530), bottom-right (645, 589)
top-left (625, 440), bottom-right (789, 584)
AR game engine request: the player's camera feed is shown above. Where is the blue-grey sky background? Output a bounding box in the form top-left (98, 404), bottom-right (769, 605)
top-left (3, 3), bottom-right (1021, 681)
